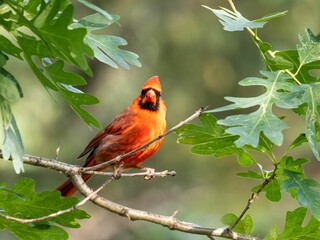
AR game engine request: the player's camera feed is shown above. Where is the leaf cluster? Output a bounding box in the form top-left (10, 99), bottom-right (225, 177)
top-left (176, 3), bottom-right (320, 239)
top-left (0, 0), bottom-right (141, 173)
top-left (0, 178), bottom-right (89, 240)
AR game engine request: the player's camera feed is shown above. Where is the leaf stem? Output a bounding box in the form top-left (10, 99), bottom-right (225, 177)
top-left (226, 0), bottom-right (301, 85)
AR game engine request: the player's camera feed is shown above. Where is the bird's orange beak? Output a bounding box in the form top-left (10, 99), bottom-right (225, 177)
top-left (144, 89), bottom-right (157, 103)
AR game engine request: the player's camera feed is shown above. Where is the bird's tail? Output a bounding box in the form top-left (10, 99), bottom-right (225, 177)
top-left (56, 173), bottom-right (92, 197)
top-left (56, 156), bottom-right (99, 197)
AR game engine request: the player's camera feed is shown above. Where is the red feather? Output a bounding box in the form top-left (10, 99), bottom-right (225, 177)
top-left (56, 76), bottom-right (166, 196)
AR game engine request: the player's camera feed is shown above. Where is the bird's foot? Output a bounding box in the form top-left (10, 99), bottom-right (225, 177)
top-left (112, 165), bottom-right (124, 180)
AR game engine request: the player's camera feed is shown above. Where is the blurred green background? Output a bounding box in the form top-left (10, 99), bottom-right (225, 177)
top-left (1, 0), bottom-right (320, 239)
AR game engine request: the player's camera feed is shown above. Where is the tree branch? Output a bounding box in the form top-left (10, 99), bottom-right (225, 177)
top-left (0, 107), bottom-right (260, 239)
top-left (73, 174), bottom-right (261, 240)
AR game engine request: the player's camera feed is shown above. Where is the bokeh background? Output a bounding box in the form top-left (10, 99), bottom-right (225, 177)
top-left (1, 0), bottom-right (320, 239)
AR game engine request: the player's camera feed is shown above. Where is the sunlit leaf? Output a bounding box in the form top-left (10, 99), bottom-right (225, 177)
top-left (72, 13), bottom-right (141, 69)
top-left (0, 35), bottom-right (22, 60)
top-left (210, 71), bottom-right (303, 147)
top-left (297, 28), bottom-right (320, 65)
top-left (202, 5), bottom-right (266, 32)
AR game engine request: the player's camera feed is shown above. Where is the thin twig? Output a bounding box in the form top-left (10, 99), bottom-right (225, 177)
top-left (82, 169), bottom-right (176, 178)
top-left (229, 166), bottom-right (278, 231)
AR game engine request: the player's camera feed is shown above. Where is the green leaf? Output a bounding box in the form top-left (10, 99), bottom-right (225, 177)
top-left (254, 11), bottom-right (288, 22)
top-left (0, 35), bottom-right (22, 59)
top-left (221, 213), bottom-right (253, 234)
top-left (210, 71), bottom-right (303, 148)
top-left (300, 83), bottom-right (320, 160)
top-left (278, 156), bottom-right (309, 176)
top-left (1, 221), bottom-right (68, 240)
top-left (0, 66), bottom-right (24, 173)
top-left (58, 84), bottom-right (101, 129)
top-left (0, 178), bottom-right (90, 239)
top-left (202, 5), bottom-right (266, 32)
top-left (31, 0), bottom-right (93, 75)
top-left (275, 50), bottom-right (320, 84)
top-left (72, 13), bottom-right (141, 69)
top-left (45, 60), bottom-right (87, 86)
top-left (43, 60), bottom-right (101, 128)
top-left (297, 28), bottom-right (320, 66)
top-left (238, 150), bottom-right (254, 167)
top-left (288, 134), bottom-right (308, 151)
top-left (261, 48), bottom-right (294, 72)
top-left (236, 170), bottom-right (263, 179)
top-left (281, 169), bottom-right (320, 220)
top-left (1, 111), bottom-right (24, 173)
top-left (175, 113), bottom-right (251, 161)
top-left (264, 178), bottom-right (281, 202)
top-left (265, 207), bottom-right (320, 240)
top-left (78, 0), bottom-right (113, 20)
top-left (0, 68), bottom-right (23, 102)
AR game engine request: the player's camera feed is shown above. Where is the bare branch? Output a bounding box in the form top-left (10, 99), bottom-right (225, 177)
top-left (73, 174), bottom-right (261, 240)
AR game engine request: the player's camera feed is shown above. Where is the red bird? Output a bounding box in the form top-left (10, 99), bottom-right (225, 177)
top-left (56, 76), bottom-right (167, 196)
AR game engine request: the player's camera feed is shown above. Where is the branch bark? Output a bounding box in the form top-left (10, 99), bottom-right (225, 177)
top-left (73, 174), bottom-right (260, 240)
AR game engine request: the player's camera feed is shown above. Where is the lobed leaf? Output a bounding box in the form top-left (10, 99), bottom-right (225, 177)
top-left (210, 71), bottom-right (303, 148)
top-left (202, 5), bottom-right (266, 32)
top-left (0, 60), bottom-right (24, 173)
top-left (175, 113), bottom-right (253, 165)
top-left (265, 207), bottom-right (320, 239)
top-left (71, 13), bottom-right (141, 69)
top-left (32, 0), bottom-right (93, 75)
top-left (0, 178), bottom-right (90, 239)
top-left (297, 28), bottom-right (320, 66)
top-left (281, 169), bottom-right (320, 220)
top-left (300, 83), bottom-right (320, 160)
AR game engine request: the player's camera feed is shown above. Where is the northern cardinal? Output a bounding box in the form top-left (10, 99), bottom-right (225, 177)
top-left (56, 76), bottom-right (166, 196)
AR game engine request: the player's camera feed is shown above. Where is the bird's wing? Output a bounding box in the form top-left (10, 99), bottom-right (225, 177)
top-left (77, 107), bottom-right (137, 158)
